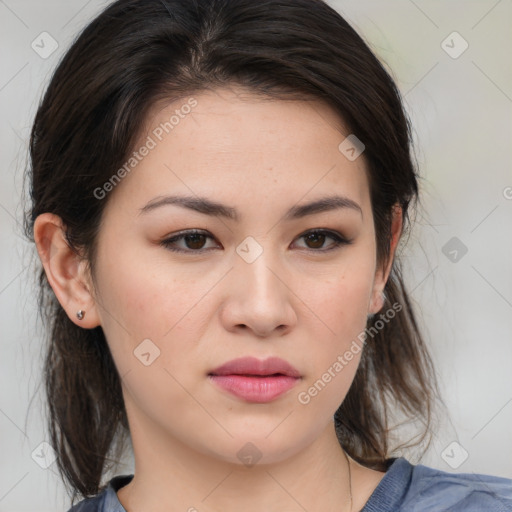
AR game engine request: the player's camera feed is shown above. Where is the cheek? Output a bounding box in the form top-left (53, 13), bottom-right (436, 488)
top-left (296, 255), bottom-right (375, 338)
top-left (294, 270), bottom-right (370, 418)
top-left (93, 243), bottom-right (212, 371)
top-left (293, 249), bottom-right (375, 402)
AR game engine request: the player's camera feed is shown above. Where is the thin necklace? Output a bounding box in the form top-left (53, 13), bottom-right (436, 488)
top-left (342, 449), bottom-right (353, 512)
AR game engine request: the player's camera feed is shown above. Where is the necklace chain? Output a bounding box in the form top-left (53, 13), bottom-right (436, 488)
top-left (342, 449), bottom-right (353, 512)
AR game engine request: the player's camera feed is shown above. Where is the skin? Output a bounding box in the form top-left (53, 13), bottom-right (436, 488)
top-left (34, 86), bottom-right (402, 512)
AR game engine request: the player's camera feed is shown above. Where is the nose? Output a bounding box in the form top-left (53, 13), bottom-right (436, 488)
top-left (219, 246), bottom-right (297, 338)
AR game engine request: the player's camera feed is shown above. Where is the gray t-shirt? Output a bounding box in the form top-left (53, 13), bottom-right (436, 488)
top-left (66, 457), bottom-right (512, 511)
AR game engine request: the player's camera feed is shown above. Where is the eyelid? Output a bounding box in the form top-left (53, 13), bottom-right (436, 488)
top-left (161, 229), bottom-right (220, 252)
top-left (292, 229), bottom-right (352, 250)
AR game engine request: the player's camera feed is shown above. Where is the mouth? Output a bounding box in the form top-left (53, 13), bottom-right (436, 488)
top-left (208, 356), bottom-right (301, 403)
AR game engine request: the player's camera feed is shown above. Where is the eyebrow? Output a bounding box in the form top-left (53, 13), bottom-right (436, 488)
top-left (138, 194), bottom-right (363, 220)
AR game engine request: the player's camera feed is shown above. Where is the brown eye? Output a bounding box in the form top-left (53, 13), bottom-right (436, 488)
top-left (304, 232), bottom-right (327, 249)
top-left (183, 233), bottom-right (207, 249)
top-left (161, 229), bottom-right (351, 254)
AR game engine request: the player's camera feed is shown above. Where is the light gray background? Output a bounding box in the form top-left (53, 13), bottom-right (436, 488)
top-left (1, 0), bottom-right (511, 510)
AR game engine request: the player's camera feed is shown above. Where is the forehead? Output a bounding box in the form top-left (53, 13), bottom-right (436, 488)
top-left (144, 86), bottom-right (349, 156)
top-left (105, 86), bottom-right (371, 218)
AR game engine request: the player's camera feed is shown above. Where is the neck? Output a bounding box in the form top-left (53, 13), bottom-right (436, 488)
top-left (118, 416), bottom-right (354, 512)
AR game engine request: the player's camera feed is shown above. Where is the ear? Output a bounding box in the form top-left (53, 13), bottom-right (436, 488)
top-left (33, 213), bottom-right (101, 329)
top-left (368, 204), bottom-right (403, 315)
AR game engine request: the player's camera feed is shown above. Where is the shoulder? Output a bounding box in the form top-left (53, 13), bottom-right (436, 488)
top-left (362, 457), bottom-right (512, 512)
top-left (402, 459), bottom-right (512, 511)
top-left (65, 474), bottom-right (134, 512)
top-left (66, 494), bottom-right (104, 512)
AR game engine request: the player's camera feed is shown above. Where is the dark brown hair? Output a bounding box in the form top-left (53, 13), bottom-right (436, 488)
top-left (24, 0), bottom-right (443, 505)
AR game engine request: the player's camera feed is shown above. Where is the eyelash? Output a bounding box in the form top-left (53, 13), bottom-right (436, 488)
top-left (160, 229), bottom-right (352, 254)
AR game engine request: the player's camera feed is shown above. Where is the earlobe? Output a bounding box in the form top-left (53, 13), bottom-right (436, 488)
top-left (368, 289), bottom-right (386, 317)
top-left (33, 213), bottom-right (101, 329)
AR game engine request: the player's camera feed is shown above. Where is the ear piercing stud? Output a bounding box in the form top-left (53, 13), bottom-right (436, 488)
top-left (76, 310), bottom-right (85, 320)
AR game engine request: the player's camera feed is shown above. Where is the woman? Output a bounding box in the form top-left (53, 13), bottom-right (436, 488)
top-left (25, 0), bottom-right (512, 511)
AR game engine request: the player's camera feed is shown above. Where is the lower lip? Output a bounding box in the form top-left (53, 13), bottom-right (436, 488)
top-left (208, 374), bottom-right (300, 403)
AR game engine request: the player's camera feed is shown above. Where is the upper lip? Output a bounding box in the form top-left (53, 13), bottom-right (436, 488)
top-left (209, 356), bottom-right (301, 378)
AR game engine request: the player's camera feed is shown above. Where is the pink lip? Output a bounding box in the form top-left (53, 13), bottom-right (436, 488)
top-left (208, 356), bottom-right (301, 403)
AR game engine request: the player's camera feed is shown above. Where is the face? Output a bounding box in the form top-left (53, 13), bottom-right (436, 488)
top-left (86, 86), bottom-right (390, 466)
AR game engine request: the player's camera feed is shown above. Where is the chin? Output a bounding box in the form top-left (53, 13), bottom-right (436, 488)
top-left (196, 427), bottom-right (316, 468)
